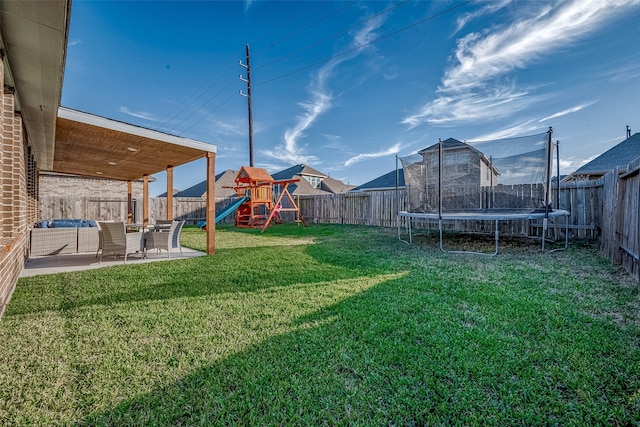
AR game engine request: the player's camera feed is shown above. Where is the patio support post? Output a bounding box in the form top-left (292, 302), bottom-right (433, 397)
top-left (143, 175), bottom-right (149, 227)
top-left (167, 166), bottom-right (174, 220)
top-left (127, 181), bottom-right (133, 224)
top-left (206, 152), bottom-right (216, 254)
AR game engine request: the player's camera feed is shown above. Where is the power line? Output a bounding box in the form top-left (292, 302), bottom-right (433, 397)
top-left (180, 90), bottom-right (238, 134)
top-left (254, 1), bottom-right (359, 55)
top-left (155, 3), bottom-right (357, 134)
top-left (170, 77), bottom-right (238, 133)
top-left (153, 63), bottom-right (237, 131)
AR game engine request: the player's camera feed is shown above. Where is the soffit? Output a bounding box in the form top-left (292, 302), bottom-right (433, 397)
top-left (0, 0), bottom-right (70, 170)
top-left (53, 107), bottom-right (217, 182)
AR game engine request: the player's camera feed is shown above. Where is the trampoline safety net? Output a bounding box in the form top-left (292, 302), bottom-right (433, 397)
top-left (399, 131), bottom-right (554, 215)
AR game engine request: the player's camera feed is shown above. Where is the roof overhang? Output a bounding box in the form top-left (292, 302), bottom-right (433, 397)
top-left (0, 0), bottom-right (71, 170)
top-left (53, 107), bottom-right (217, 182)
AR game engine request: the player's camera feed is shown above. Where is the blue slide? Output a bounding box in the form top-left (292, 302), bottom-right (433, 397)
top-left (198, 196), bottom-right (249, 228)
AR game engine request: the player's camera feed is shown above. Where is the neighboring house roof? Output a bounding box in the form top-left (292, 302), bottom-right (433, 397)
top-left (420, 137), bottom-right (495, 169)
top-left (271, 164), bottom-right (327, 181)
top-left (418, 137), bottom-right (466, 154)
top-left (571, 132), bottom-right (640, 177)
top-left (283, 175), bottom-right (332, 196)
top-left (158, 169), bottom-right (237, 198)
top-left (321, 176), bottom-right (356, 193)
top-left (271, 163), bottom-right (352, 195)
top-left (351, 169), bottom-right (405, 192)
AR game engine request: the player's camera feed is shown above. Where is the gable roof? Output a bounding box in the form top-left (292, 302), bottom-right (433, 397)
top-left (271, 163), bottom-right (354, 195)
top-left (351, 169), bottom-right (405, 192)
top-left (321, 176), bottom-right (356, 194)
top-left (271, 164), bottom-right (326, 181)
top-left (418, 138), bottom-right (469, 154)
top-left (572, 133), bottom-right (640, 176)
top-left (286, 175), bottom-right (332, 196)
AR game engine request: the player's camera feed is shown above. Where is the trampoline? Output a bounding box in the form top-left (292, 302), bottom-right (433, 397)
top-left (397, 128), bottom-right (569, 255)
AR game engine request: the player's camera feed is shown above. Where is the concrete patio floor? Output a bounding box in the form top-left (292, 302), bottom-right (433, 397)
top-left (20, 247), bottom-right (206, 277)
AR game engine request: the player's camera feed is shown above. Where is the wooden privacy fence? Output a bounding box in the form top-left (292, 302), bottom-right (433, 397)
top-left (40, 196), bottom-right (140, 222)
top-left (598, 158), bottom-right (640, 282)
top-left (149, 197), bottom-right (237, 225)
top-left (297, 185), bottom-right (598, 240)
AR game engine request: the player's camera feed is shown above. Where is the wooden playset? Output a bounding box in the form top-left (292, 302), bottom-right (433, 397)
top-left (231, 166), bottom-right (307, 232)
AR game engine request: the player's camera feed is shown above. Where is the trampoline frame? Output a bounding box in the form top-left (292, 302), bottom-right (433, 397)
top-left (396, 128), bottom-right (570, 255)
top-left (397, 210), bottom-right (570, 255)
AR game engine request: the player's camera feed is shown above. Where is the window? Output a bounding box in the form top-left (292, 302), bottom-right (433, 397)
top-left (304, 175), bottom-right (322, 188)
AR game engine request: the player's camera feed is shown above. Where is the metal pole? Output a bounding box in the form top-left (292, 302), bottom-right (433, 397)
top-left (556, 140), bottom-right (560, 210)
top-left (396, 155), bottom-right (399, 238)
top-left (545, 127), bottom-right (553, 214)
top-left (489, 155), bottom-right (493, 209)
top-left (239, 44), bottom-right (254, 167)
top-left (438, 138), bottom-right (443, 220)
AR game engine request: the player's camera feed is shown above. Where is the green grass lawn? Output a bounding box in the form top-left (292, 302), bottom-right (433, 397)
top-left (1, 224), bottom-right (639, 426)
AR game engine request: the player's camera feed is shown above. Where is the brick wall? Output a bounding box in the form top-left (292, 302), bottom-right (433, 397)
top-left (0, 56), bottom-right (33, 318)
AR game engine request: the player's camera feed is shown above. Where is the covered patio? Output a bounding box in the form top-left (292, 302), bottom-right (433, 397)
top-left (48, 107), bottom-right (218, 256)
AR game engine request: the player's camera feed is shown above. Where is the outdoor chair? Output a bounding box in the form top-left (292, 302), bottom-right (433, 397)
top-left (97, 221), bottom-right (145, 263)
top-left (154, 219), bottom-right (173, 232)
top-left (145, 220), bottom-right (185, 258)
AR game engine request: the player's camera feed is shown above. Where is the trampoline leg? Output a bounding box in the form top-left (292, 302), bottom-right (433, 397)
top-left (397, 214), bottom-right (411, 245)
top-left (494, 219), bottom-right (499, 255)
top-left (541, 218), bottom-right (547, 252)
top-left (439, 219), bottom-right (445, 253)
top-left (409, 217), bottom-right (413, 244)
top-left (544, 214), bottom-right (570, 253)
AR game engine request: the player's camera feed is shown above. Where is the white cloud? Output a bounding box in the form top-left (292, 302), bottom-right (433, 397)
top-left (207, 119), bottom-right (246, 137)
top-left (606, 63), bottom-right (640, 83)
top-left (473, 120), bottom-right (541, 141)
top-left (344, 143), bottom-right (401, 167)
top-left (403, 84), bottom-right (540, 127)
top-left (404, 0), bottom-right (640, 127)
top-left (267, 13), bottom-right (386, 165)
top-left (538, 102), bottom-right (595, 123)
top-left (454, 0), bottom-right (511, 34)
top-left (119, 106), bottom-right (154, 121)
top-left (560, 154), bottom-right (598, 174)
top-left (261, 146), bottom-right (319, 167)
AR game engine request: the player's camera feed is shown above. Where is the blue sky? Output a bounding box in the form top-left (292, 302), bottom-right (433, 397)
top-left (61, 0), bottom-right (640, 196)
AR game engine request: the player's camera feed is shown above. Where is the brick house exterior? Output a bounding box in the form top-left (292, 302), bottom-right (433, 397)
top-left (0, 57), bottom-right (39, 317)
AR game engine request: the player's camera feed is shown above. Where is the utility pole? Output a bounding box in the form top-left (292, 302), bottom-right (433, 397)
top-left (239, 44), bottom-right (254, 167)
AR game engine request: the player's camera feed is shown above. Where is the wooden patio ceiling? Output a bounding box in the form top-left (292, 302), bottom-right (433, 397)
top-left (53, 107), bottom-right (216, 181)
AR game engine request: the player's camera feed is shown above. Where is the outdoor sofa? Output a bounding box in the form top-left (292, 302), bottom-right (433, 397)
top-left (30, 219), bottom-right (100, 256)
